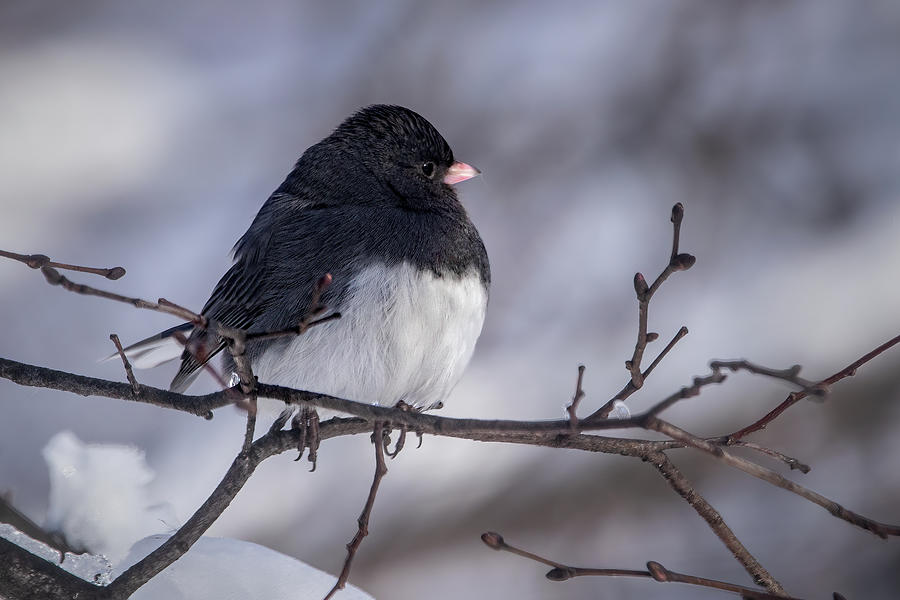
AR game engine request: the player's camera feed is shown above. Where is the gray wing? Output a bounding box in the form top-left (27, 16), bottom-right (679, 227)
top-left (169, 193), bottom-right (358, 392)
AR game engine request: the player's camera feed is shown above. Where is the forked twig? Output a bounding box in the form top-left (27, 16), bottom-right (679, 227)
top-left (588, 204), bottom-right (694, 420)
top-left (648, 451), bottom-right (786, 594)
top-left (645, 416), bottom-right (900, 538)
top-left (565, 365), bottom-right (586, 427)
top-left (728, 332), bottom-right (900, 439)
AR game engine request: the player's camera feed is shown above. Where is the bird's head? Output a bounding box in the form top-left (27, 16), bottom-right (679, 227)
top-left (331, 104), bottom-right (479, 209)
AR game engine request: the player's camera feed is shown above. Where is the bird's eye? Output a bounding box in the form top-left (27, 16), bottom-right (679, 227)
top-left (421, 161), bottom-right (435, 179)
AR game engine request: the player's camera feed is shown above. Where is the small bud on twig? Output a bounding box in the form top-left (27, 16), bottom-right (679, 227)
top-left (647, 561), bottom-right (669, 582)
top-left (106, 266), bottom-right (127, 280)
top-left (670, 202), bottom-right (684, 225)
top-left (480, 532), bottom-right (504, 550)
top-left (671, 253), bottom-right (696, 271)
top-left (633, 272), bottom-right (649, 297)
top-left (545, 568), bottom-right (572, 581)
top-left (25, 254), bottom-right (51, 269)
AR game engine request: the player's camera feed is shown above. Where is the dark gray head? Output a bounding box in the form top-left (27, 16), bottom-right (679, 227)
top-left (327, 104), bottom-right (479, 209)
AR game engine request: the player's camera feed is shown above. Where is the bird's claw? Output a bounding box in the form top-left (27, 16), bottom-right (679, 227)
top-left (292, 407), bottom-right (320, 471)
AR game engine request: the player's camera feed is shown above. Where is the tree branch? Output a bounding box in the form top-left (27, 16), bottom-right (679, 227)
top-left (0, 249), bottom-right (125, 280)
top-left (480, 531), bottom-right (796, 599)
top-left (727, 331), bottom-right (900, 439)
top-left (648, 451), bottom-right (787, 594)
top-left (588, 203), bottom-right (695, 420)
top-left (323, 421), bottom-right (388, 600)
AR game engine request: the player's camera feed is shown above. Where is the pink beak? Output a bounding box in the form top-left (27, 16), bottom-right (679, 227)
top-left (443, 161), bottom-right (481, 185)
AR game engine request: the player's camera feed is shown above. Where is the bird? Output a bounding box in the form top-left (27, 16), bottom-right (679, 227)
top-left (121, 105), bottom-right (489, 415)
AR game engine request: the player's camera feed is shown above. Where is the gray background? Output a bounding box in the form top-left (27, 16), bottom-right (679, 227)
top-left (2, 1), bottom-right (900, 598)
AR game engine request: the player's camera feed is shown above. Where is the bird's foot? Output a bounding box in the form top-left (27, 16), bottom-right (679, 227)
top-left (291, 406), bottom-right (320, 471)
top-left (384, 400), bottom-right (423, 458)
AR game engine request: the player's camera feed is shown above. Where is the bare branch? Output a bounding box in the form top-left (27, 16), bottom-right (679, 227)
top-left (642, 326), bottom-right (689, 381)
top-left (638, 370), bottom-right (729, 418)
top-left (243, 311), bottom-right (342, 343)
top-left (726, 440), bottom-right (811, 474)
top-left (214, 322), bottom-right (256, 395)
top-left (39, 266), bottom-right (204, 324)
top-left (728, 331), bottom-right (900, 439)
top-left (242, 398), bottom-right (257, 453)
top-left (645, 416), bottom-right (900, 538)
top-left (565, 365), bottom-right (586, 428)
top-left (108, 334), bottom-right (139, 395)
top-left (0, 357), bottom-right (224, 419)
top-left (323, 421), bottom-right (388, 600)
top-left (710, 360), bottom-right (826, 398)
top-left (480, 531), bottom-right (795, 599)
top-left (648, 452), bottom-right (787, 594)
top-left (0, 537), bottom-right (101, 600)
top-left (0, 248), bottom-right (125, 280)
top-left (588, 203), bottom-right (695, 420)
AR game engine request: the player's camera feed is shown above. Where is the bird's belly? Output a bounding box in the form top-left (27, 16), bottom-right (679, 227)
top-left (252, 261), bottom-right (487, 411)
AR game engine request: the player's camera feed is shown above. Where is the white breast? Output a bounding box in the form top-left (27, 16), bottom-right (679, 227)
top-left (252, 262), bottom-right (488, 411)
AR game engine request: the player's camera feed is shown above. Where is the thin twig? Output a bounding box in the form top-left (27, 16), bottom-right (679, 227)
top-left (214, 322), bottom-right (255, 395)
top-left (588, 204), bottom-right (695, 420)
top-left (39, 266), bottom-right (204, 324)
top-left (638, 370), bottom-right (729, 418)
top-left (244, 312), bottom-right (342, 342)
top-left (323, 421), bottom-right (388, 600)
top-left (711, 360), bottom-right (826, 398)
top-left (566, 365), bottom-right (586, 428)
top-left (481, 532), bottom-right (567, 569)
top-left (645, 416), bottom-right (900, 538)
top-left (0, 249), bottom-right (126, 280)
top-left (727, 440), bottom-right (811, 474)
top-left (108, 334), bottom-right (140, 395)
top-left (728, 331), bottom-right (900, 439)
top-left (480, 531), bottom-right (794, 599)
top-left (642, 326), bottom-right (689, 381)
top-left (243, 273), bottom-right (339, 343)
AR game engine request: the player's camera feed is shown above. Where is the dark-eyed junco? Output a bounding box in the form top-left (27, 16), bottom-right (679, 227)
top-left (123, 105), bottom-right (489, 411)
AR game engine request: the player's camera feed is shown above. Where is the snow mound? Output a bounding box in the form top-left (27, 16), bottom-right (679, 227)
top-left (115, 534), bottom-right (376, 600)
top-left (43, 431), bottom-right (176, 561)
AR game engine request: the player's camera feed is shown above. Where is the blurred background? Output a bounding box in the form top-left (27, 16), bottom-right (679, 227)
top-left (2, 1), bottom-right (900, 598)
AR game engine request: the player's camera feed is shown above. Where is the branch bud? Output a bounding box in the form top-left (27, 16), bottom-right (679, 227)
top-left (671, 253), bottom-right (696, 271)
top-left (25, 254), bottom-right (50, 269)
top-left (670, 203), bottom-right (684, 225)
top-left (480, 532), bottom-right (504, 550)
top-left (633, 272), bottom-right (649, 297)
top-left (106, 266), bottom-right (126, 280)
top-left (41, 266), bottom-right (63, 285)
top-left (646, 332), bottom-right (659, 342)
top-left (646, 561), bottom-right (669, 582)
top-left (546, 568), bottom-right (573, 581)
